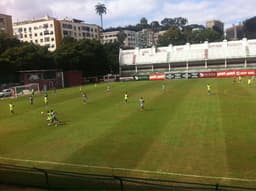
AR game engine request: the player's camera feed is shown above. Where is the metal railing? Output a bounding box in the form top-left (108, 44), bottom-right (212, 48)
top-left (0, 163), bottom-right (255, 190)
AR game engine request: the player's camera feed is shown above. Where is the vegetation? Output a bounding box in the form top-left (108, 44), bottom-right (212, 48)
top-left (0, 78), bottom-right (256, 186)
top-left (95, 3), bottom-right (107, 29)
top-left (0, 35), bottom-right (120, 83)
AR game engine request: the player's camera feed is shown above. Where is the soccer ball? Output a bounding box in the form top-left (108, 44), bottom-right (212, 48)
top-left (41, 111), bottom-right (44, 115)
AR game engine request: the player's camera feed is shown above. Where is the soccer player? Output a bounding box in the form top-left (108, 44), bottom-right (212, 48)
top-left (207, 84), bottom-right (211, 95)
top-left (44, 95), bottom-right (48, 105)
top-left (82, 92), bottom-right (88, 104)
top-left (79, 86), bottom-right (82, 92)
top-left (124, 92), bottom-right (128, 104)
top-left (9, 103), bottom-right (14, 114)
top-left (51, 109), bottom-right (59, 126)
top-left (248, 79), bottom-right (251, 86)
top-left (31, 89), bottom-right (35, 97)
top-left (139, 97), bottom-right (144, 112)
top-left (162, 83), bottom-right (166, 92)
top-left (29, 95), bottom-right (33, 105)
top-left (233, 77), bottom-right (236, 84)
top-left (106, 85), bottom-right (111, 93)
top-left (238, 76), bottom-right (242, 83)
top-left (47, 111), bottom-right (53, 126)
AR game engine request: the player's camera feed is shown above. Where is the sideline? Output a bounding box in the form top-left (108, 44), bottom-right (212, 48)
top-left (0, 156), bottom-right (255, 182)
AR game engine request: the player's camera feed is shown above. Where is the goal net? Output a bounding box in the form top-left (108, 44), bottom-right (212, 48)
top-left (13, 83), bottom-right (40, 97)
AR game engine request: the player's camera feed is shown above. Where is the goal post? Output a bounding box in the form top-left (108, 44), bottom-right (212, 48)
top-left (13, 83), bottom-right (40, 97)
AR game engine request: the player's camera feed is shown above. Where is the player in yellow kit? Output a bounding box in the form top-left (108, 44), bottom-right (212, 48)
top-left (9, 103), bottom-right (14, 114)
top-left (124, 92), bottom-right (128, 104)
top-left (207, 84), bottom-right (211, 95)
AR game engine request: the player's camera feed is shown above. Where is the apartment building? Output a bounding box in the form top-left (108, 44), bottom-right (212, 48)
top-left (135, 29), bottom-right (155, 48)
top-left (103, 30), bottom-right (136, 48)
top-left (13, 16), bottom-right (101, 51)
top-left (13, 16), bottom-right (62, 51)
top-left (0, 13), bottom-right (13, 37)
top-left (59, 18), bottom-right (100, 41)
top-left (206, 20), bottom-right (224, 34)
top-left (226, 24), bottom-right (244, 40)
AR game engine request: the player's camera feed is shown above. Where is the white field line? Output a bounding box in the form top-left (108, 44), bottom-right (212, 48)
top-left (0, 156), bottom-right (255, 182)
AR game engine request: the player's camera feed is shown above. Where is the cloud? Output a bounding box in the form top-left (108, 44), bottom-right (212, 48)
top-left (0, 0), bottom-right (255, 28)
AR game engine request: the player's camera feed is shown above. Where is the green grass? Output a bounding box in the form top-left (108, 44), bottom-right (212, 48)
top-left (0, 78), bottom-right (256, 186)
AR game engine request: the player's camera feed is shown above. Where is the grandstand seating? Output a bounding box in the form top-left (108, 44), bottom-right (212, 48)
top-left (119, 38), bottom-right (256, 74)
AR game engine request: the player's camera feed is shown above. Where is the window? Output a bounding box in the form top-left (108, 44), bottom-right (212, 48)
top-left (51, 38), bottom-right (54, 41)
top-left (51, 44), bottom-right (55, 48)
top-left (35, 40), bottom-right (38, 43)
top-left (34, 26), bottom-right (38, 30)
top-left (24, 28), bottom-right (27, 32)
top-left (50, 24), bottom-right (53, 28)
top-left (44, 30), bottom-right (49, 35)
top-left (78, 27), bottom-right (80, 30)
top-left (43, 24), bottom-right (48, 28)
top-left (0, 18), bottom-right (4, 23)
top-left (24, 34), bottom-right (27, 38)
top-left (40, 32), bottom-right (43, 36)
top-left (62, 23), bottom-right (72, 29)
top-left (18, 28), bottom-right (23, 32)
top-left (91, 28), bottom-right (93, 32)
top-left (29, 27), bottom-right (32, 31)
top-left (34, 33), bottom-right (37, 37)
top-left (40, 39), bottom-right (43, 42)
top-left (50, 31), bottom-right (53, 35)
top-left (44, 37), bottom-right (50, 42)
top-left (81, 26), bottom-right (89, 31)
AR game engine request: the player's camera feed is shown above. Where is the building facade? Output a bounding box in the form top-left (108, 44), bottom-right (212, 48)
top-left (59, 18), bottom-right (100, 41)
top-left (206, 20), bottom-right (224, 34)
top-left (226, 24), bottom-right (244, 40)
top-left (13, 16), bottom-right (62, 51)
top-left (103, 30), bottom-right (136, 48)
top-left (13, 16), bottom-right (101, 51)
top-left (0, 13), bottom-right (13, 37)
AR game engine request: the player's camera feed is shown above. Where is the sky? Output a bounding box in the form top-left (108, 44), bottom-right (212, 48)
top-left (0, 0), bottom-right (255, 29)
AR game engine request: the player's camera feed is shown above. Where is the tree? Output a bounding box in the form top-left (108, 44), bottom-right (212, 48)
top-left (95, 3), bottom-right (107, 29)
top-left (161, 17), bottom-right (187, 30)
top-left (103, 42), bottom-right (120, 74)
top-left (151, 21), bottom-right (160, 29)
top-left (117, 30), bottom-right (127, 47)
top-left (140, 17), bottom-right (148, 26)
top-left (54, 39), bottom-right (109, 76)
top-left (61, 36), bottom-right (77, 45)
top-left (158, 26), bottom-right (186, 46)
top-left (0, 33), bottom-right (21, 54)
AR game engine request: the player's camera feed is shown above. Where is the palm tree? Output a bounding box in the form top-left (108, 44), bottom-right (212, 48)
top-left (95, 3), bottom-right (107, 29)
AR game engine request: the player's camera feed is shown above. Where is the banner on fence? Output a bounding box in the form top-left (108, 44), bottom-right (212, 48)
top-left (217, 70), bottom-right (256, 77)
top-left (133, 75), bottom-right (149, 81)
top-left (199, 72), bottom-right (217, 78)
top-left (120, 76), bottom-right (134, 81)
top-left (166, 72), bottom-right (199, 80)
top-left (149, 74), bottom-right (165, 80)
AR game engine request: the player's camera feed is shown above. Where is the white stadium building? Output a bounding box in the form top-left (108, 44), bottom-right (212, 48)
top-left (119, 38), bottom-right (256, 77)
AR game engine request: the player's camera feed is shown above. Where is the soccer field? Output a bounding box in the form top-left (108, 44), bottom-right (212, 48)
top-left (0, 78), bottom-right (256, 186)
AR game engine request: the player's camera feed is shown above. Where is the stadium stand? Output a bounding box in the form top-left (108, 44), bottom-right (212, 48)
top-left (119, 38), bottom-right (256, 76)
